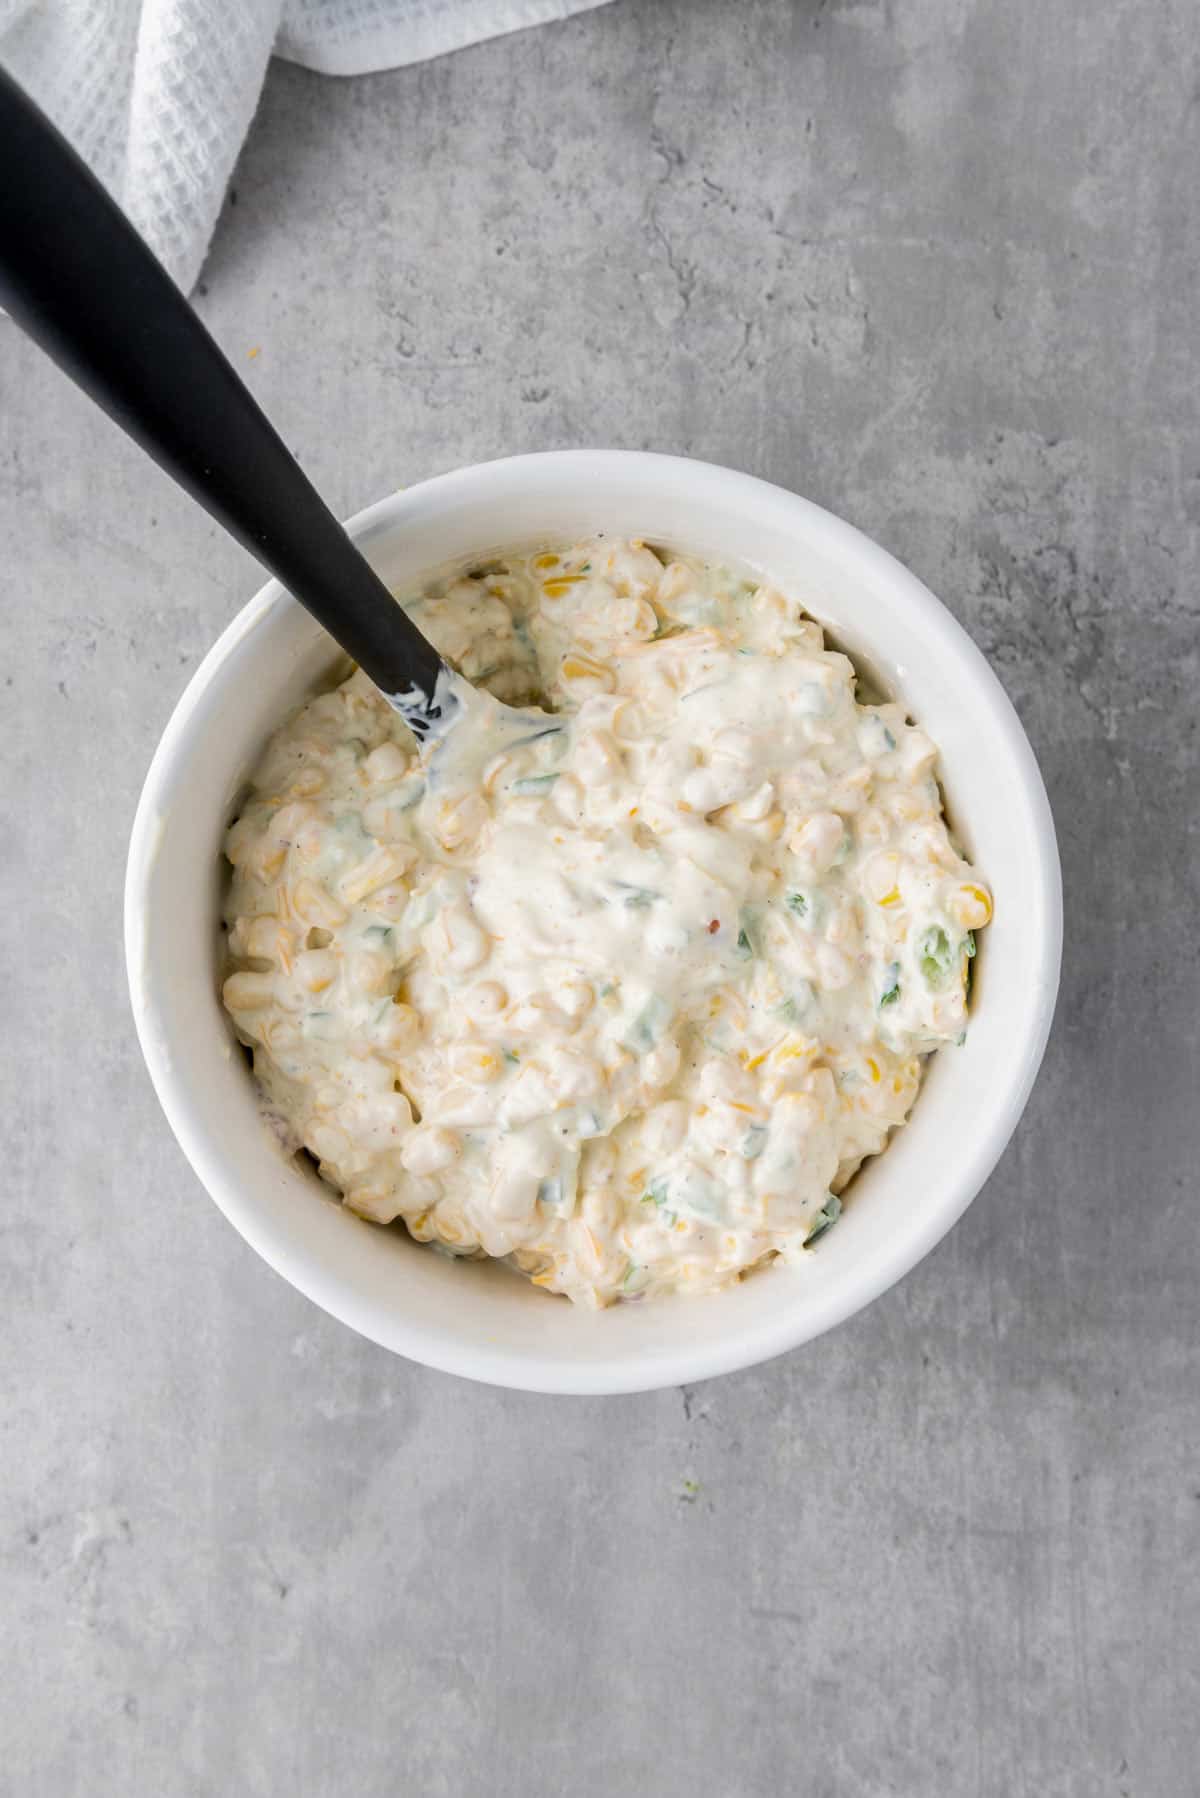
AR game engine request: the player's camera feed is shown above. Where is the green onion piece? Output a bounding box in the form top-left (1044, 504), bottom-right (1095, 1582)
top-left (880, 963), bottom-right (901, 1006)
top-left (610, 880), bottom-right (660, 909)
top-left (506, 725), bottom-right (564, 750)
top-left (741, 1124), bottom-right (769, 1160)
top-left (511, 773), bottom-right (559, 796)
top-left (627, 995), bottom-right (669, 1052)
top-left (641, 1176), bottom-right (676, 1226)
top-left (734, 907), bottom-right (760, 959)
top-left (917, 924), bottom-right (954, 986)
top-left (806, 1193), bottom-right (842, 1244)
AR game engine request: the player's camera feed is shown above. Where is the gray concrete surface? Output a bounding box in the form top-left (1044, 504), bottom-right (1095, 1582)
top-left (2, 1), bottom-right (1198, 1792)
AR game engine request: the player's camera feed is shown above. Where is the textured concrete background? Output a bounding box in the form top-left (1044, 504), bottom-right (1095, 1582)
top-left (2, 1), bottom-right (1198, 1792)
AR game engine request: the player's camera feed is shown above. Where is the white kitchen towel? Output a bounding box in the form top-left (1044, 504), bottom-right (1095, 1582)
top-left (0, 0), bottom-right (612, 291)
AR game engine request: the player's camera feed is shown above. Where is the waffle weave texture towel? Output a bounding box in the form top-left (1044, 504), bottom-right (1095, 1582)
top-left (0, 0), bottom-right (611, 290)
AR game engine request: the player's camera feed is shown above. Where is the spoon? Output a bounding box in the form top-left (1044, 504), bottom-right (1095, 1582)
top-left (0, 66), bottom-right (472, 743)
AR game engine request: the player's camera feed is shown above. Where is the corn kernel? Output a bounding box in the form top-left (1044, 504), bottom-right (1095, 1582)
top-left (292, 878), bottom-right (348, 930)
top-left (340, 846), bottom-right (416, 905)
top-left (222, 970), bottom-right (276, 1012)
top-left (296, 949), bottom-right (337, 993)
top-left (560, 652), bottom-right (615, 693)
top-left (452, 1045), bottom-right (502, 1085)
top-left (951, 883), bottom-right (993, 928)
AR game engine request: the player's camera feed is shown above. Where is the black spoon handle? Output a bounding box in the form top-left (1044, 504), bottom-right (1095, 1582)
top-left (0, 66), bottom-right (446, 718)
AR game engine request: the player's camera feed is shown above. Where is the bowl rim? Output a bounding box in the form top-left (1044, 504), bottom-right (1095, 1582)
top-left (125, 450), bottom-right (1063, 1393)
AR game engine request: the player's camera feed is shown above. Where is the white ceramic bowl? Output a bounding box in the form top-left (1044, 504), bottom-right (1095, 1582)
top-left (125, 452), bottom-right (1061, 1394)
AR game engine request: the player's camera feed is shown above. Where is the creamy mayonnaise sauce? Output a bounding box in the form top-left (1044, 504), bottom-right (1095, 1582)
top-left (222, 540), bottom-right (991, 1306)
